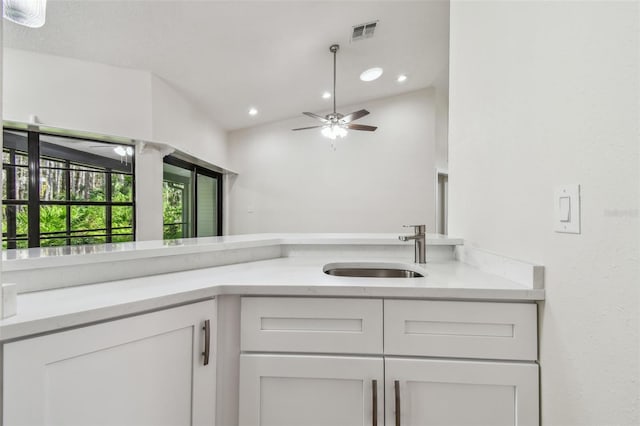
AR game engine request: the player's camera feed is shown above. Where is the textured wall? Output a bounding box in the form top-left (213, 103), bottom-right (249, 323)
top-left (3, 48), bottom-right (153, 141)
top-left (449, 1), bottom-right (639, 424)
top-left (228, 89), bottom-right (438, 234)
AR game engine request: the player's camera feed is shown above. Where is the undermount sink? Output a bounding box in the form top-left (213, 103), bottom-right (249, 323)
top-left (323, 262), bottom-right (425, 278)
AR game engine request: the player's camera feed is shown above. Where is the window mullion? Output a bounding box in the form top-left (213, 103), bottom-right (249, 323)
top-left (192, 168), bottom-right (198, 238)
top-left (27, 131), bottom-right (40, 248)
top-left (6, 149), bottom-right (18, 249)
top-left (65, 160), bottom-right (71, 247)
top-left (105, 169), bottom-right (112, 244)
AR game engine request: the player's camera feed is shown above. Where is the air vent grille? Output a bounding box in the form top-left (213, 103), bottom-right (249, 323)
top-left (351, 21), bottom-right (378, 41)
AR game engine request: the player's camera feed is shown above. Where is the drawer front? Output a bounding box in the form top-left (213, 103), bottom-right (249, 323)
top-left (241, 297), bottom-right (383, 354)
top-left (384, 300), bottom-right (537, 360)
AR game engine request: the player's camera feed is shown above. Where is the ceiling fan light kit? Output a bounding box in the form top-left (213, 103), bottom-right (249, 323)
top-left (3, 0), bottom-right (47, 28)
top-left (293, 44), bottom-right (378, 149)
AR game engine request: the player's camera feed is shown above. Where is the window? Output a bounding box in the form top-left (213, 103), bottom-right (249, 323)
top-left (2, 129), bottom-right (135, 249)
top-left (163, 156), bottom-right (222, 239)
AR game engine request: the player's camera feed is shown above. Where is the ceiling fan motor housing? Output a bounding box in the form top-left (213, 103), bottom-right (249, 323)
top-left (326, 113), bottom-right (344, 122)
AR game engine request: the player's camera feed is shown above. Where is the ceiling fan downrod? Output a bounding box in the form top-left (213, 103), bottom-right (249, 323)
top-left (330, 44), bottom-right (339, 116)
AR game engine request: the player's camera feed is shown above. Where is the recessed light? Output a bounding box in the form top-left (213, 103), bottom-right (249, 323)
top-left (397, 74), bottom-right (408, 83)
top-left (322, 91), bottom-right (332, 99)
top-left (360, 67), bottom-right (383, 82)
top-left (248, 108), bottom-right (258, 116)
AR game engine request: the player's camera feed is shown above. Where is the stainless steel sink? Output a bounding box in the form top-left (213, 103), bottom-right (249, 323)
top-left (323, 262), bottom-right (425, 278)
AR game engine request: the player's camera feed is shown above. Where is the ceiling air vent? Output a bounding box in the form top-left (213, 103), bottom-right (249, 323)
top-left (351, 21), bottom-right (378, 42)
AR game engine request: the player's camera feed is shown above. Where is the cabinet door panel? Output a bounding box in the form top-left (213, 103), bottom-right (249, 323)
top-left (385, 358), bottom-right (538, 426)
top-left (4, 300), bottom-right (216, 426)
top-left (240, 354), bottom-right (383, 426)
top-left (45, 326), bottom-right (193, 426)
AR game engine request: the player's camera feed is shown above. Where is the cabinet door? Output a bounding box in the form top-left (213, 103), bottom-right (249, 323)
top-left (4, 300), bottom-right (217, 426)
top-left (385, 358), bottom-right (539, 426)
top-left (240, 354), bottom-right (383, 426)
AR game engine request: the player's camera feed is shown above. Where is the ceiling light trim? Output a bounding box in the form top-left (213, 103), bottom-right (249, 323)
top-left (360, 67), bottom-right (384, 82)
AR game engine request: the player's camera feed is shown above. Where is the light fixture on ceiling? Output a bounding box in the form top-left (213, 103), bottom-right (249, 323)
top-left (113, 145), bottom-right (133, 165)
top-left (248, 107), bottom-right (258, 116)
top-left (292, 44), bottom-right (378, 149)
top-left (397, 74), bottom-right (408, 83)
top-left (360, 67), bottom-right (383, 82)
top-left (321, 125), bottom-right (347, 140)
top-left (113, 146), bottom-right (133, 157)
top-left (2, 0), bottom-right (47, 28)
top-left (322, 91), bottom-right (331, 99)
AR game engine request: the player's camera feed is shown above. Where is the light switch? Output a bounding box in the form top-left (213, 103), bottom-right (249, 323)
top-left (554, 184), bottom-right (581, 234)
top-left (559, 197), bottom-right (571, 222)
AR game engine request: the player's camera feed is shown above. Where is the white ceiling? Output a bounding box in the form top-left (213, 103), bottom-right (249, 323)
top-left (3, 0), bottom-right (450, 131)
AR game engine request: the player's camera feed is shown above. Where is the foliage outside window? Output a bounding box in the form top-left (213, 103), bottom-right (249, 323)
top-left (163, 178), bottom-right (189, 240)
top-left (2, 129), bottom-right (135, 249)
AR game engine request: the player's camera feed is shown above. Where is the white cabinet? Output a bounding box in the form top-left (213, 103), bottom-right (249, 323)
top-left (384, 300), bottom-right (537, 360)
top-left (3, 300), bottom-right (217, 426)
top-left (385, 358), bottom-right (538, 426)
top-left (239, 297), bottom-right (539, 426)
top-left (240, 354), bottom-right (383, 426)
top-left (241, 297), bottom-right (383, 354)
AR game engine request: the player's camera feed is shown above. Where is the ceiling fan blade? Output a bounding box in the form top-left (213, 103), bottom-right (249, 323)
top-left (303, 112), bottom-right (329, 123)
top-left (339, 109), bottom-right (369, 124)
top-left (292, 125), bottom-right (325, 131)
top-left (345, 123), bottom-right (378, 131)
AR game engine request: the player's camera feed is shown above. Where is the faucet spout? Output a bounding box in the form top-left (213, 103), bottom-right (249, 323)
top-left (399, 225), bottom-right (426, 264)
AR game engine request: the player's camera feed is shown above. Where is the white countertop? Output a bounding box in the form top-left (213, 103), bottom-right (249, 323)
top-left (0, 255), bottom-right (544, 342)
top-left (2, 233), bottom-right (463, 271)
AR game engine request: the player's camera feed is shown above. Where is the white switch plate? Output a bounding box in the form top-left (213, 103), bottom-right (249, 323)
top-left (554, 184), bottom-right (581, 234)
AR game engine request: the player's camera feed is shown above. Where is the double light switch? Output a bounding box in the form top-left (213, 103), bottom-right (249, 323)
top-left (554, 184), bottom-right (581, 234)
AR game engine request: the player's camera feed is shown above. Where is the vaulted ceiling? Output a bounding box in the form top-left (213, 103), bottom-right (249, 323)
top-left (4, 0), bottom-right (450, 131)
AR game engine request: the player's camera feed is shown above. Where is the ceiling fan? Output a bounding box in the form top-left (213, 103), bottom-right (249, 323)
top-left (292, 44), bottom-right (378, 143)
top-left (88, 144), bottom-right (134, 164)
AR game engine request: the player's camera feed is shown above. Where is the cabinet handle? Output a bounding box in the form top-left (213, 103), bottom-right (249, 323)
top-left (202, 319), bottom-right (211, 366)
top-left (372, 379), bottom-right (378, 426)
top-left (394, 380), bottom-right (401, 426)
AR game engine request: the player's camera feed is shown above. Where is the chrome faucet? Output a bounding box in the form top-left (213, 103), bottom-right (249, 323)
top-left (399, 225), bottom-right (426, 264)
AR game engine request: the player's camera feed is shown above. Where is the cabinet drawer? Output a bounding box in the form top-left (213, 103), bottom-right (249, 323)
top-left (241, 297), bottom-right (383, 354)
top-left (384, 300), bottom-right (537, 360)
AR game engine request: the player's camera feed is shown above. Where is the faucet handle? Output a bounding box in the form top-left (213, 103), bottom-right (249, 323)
top-left (402, 224), bottom-right (426, 234)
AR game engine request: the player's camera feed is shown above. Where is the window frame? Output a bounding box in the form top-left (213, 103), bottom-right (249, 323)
top-left (2, 127), bottom-right (136, 249)
top-left (163, 155), bottom-right (223, 238)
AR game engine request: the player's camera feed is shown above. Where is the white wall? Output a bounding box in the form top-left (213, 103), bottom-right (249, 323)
top-left (151, 75), bottom-right (228, 169)
top-left (434, 85), bottom-right (448, 171)
top-left (228, 88), bottom-right (438, 234)
top-left (449, 2), bottom-right (639, 425)
top-left (3, 48), bottom-right (153, 140)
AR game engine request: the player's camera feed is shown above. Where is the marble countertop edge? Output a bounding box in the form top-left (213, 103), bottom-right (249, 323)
top-left (2, 233), bottom-right (463, 272)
